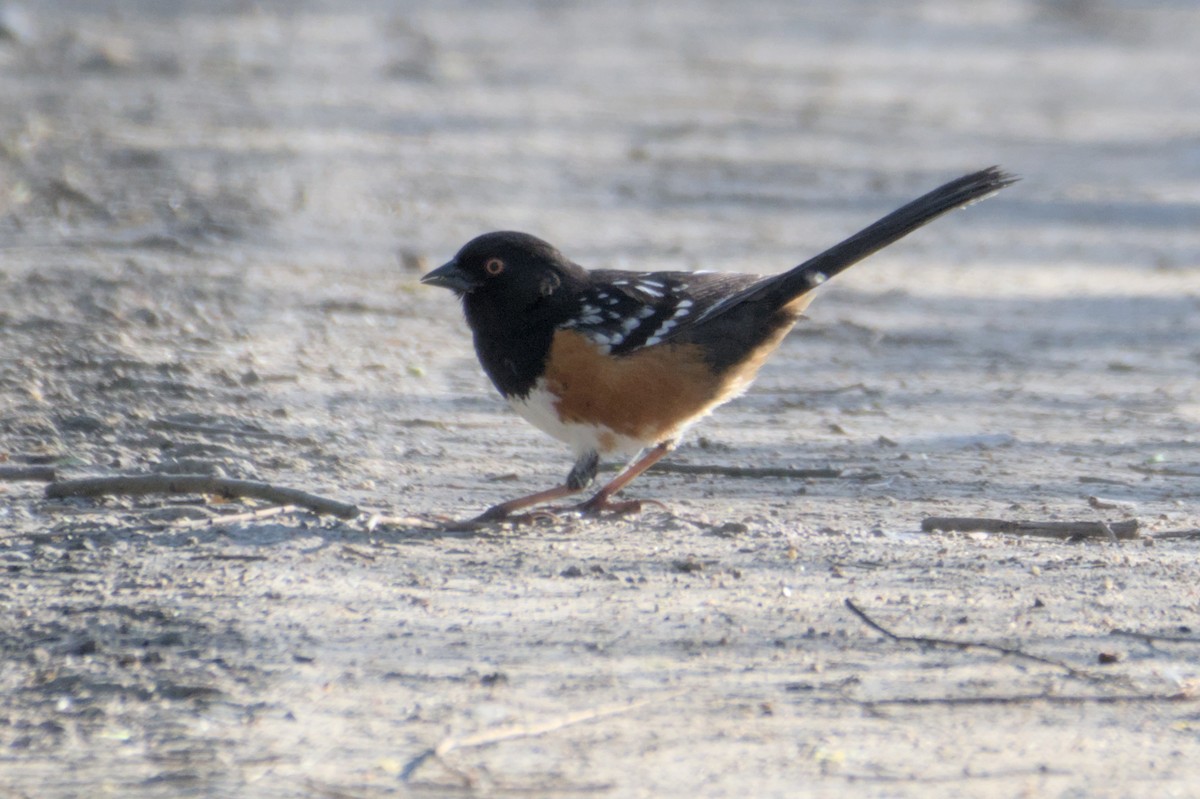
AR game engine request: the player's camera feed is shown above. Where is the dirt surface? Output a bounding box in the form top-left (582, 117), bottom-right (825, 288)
top-left (2, 1), bottom-right (1200, 797)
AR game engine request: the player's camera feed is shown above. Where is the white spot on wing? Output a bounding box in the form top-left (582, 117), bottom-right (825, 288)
top-left (644, 321), bottom-right (674, 346)
top-left (643, 299), bottom-right (691, 346)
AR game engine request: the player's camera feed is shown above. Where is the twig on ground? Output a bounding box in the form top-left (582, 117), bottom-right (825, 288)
top-left (839, 765), bottom-right (1073, 783)
top-left (0, 465), bottom-right (58, 482)
top-left (649, 463), bottom-right (858, 479)
top-left (1141, 528), bottom-right (1200, 540)
top-left (1110, 629), bottom-right (1200, 645)
top-left (843, 598), bottom-right (1104, 682)
top-left (190, 553), bottom-right (269, 562)
top-left (173, 504), bottom-right (301, 529)
top-left (1078, 475), bottom-right (1133, 486)
top-left (920, 516), bottom-right (1138, 540)
top-left (401, 691), bottom-right (683, 782)
top-left (1087, 495), bottom-right (1137, 511)
top-left (854, 692), bottom-right (1192, 708)
top-left (365, 513), bottom-right (445, 531)
top-left (45, 474), bottom-right (359, 518)
top-left (1128, 464), bottom-right (1200, 478)
top-left (148, 418), bottom-right (300, 442)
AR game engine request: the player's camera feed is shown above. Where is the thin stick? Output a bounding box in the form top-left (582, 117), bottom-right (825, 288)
top-left (340, 546), bottom-right (377, 561)
top-left (174, 505), bottom-right (301, 529)
top-left (1077, 476), bottom-right (1133, 486)
top-left (148, 418), bottom-right (299, 442)
top-left (1142, 528), bottom-right (1200, 540)
top-left (856, 692), bottom-right (1191, 708)
top-left (649, 463), bottom-right (848, 479)
top-left (921, 517), bottom-right (1139, 540)
top-left (364, 514), bottom-right (444, 531)
top-left (837, 765), bottom-right (1073, 783)
top-left (402, 691), bottom-right (682, 782)
top-left (45, 474), bottom-right (359, 518)
top-left (1129, 465), bottom-right (1200, 478)
top-left (843, 598), bottom-right (1103, 681)
top-left (1087, 496), bottom-right (1137, 511)
top-left (1110, 629), bottom-right (1200, 645)
top-left (0, 465), bottom-right (58, 482)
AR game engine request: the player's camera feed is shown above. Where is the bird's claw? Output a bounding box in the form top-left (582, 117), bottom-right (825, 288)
top-left (572, 497), bottom-right (666, 517)
top-left (463, 506), bottom-right (564, 527)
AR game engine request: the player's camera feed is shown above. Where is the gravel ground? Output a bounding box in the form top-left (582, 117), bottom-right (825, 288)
top-left (2, 1), bottom-right (1199, 797)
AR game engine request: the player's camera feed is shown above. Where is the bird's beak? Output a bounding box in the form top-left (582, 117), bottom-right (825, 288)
top-left (420, 259), bottom-right (475, 294)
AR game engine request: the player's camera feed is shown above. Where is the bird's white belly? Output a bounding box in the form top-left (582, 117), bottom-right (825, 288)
top-left (507, 381), bottom-right (647, 458)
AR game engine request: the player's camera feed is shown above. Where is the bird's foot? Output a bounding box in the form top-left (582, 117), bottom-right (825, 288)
top-left (572, 496), bottom-right (667, 517)
top-left (459, 504), bottom-right (563, 527)
top-left (443, 497), bottom-right (665, 529)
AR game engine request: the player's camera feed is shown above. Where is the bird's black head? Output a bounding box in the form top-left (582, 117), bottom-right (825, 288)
top-left (423, 231), bottom-right (587, 331)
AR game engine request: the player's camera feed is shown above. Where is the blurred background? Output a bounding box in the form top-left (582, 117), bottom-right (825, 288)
top-left (3, 3), bottom-right (1200, 796)
top-left (3, 0), bottom-right (1197, 484)
top-left (2, 0), bottom-right (1197, 274)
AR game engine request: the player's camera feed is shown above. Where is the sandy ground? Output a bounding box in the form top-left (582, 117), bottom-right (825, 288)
top-left (2, 1), bottom-right (1200, 797)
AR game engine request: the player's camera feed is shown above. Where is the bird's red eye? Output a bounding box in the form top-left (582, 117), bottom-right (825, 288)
top-left (485, 258), bottom-right (505, 276)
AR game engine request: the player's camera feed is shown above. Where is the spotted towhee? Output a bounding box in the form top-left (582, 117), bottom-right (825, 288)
top-left (423, 167), bottom-right (1016, 522)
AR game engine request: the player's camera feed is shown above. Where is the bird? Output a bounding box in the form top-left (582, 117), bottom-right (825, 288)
top-left (422, 167), bottom-right (1016, 522)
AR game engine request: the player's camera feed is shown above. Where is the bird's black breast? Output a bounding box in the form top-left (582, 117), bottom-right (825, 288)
top-left (469, 322), bottom-right (554, 399)
top-left (463, 280), bottom-right (575, 399)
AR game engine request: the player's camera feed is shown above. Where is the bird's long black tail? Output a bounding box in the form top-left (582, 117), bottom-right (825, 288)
top-left (713, 167), bottom-right (1016, 316)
